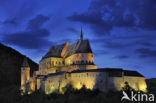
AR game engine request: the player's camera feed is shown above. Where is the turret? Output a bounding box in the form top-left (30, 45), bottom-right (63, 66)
top-left (21, 57), bottom-right (30, 93)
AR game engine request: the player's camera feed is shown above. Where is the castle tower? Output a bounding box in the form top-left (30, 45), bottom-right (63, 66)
top-left (21, 57), bottom-right (30, 93)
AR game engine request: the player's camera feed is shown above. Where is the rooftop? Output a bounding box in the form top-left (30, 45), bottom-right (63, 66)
top-left (41, 68), bottom-right (144, 81)
top-left (42, 39), bottom-right (93, 59)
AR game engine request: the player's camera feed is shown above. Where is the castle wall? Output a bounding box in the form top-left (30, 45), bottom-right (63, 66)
top-left (123, 76), bottom-right (147, 92)
top-left (102, 76), bottom-right (147, 92)
top-left (39, 57), bottom-right (64, 75)
top-left (38, 53), bottom-right (97, 75)
top-left (41, 80), bottom-right (45, 92)
top-left (42, 72), bottom-right (99, 94)
top-left (41, 71), bottom-right (147, 94)
top-left (42, 74), bottom-right (65, 94)
top-left (107, 77), bottom-right (123, 91)
top-left (42, 72), bottom-right (109, 94)
top-left (36, 79), bottom-right (39, 90)
top-left (21, 67), bottom-right (30, 93)
top-left (91, 72), bottom-right (108, 92)
top-left (68, 72), bottom-right (97, 90)
top-left (65, 53), bottom-right (95, 66)
top-left (22, 38), bottom-right (147, 95)
top-left (29, 77), bottom-right (36, 92)
top-left (59, 65), bottom-right (98, 72)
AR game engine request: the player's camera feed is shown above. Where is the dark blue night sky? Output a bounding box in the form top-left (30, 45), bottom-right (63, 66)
top-left (0, 0), bottom-right (156, 78)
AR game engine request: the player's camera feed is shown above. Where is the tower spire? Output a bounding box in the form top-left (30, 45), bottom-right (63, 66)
top-left (80, 27), bottom-right (83, 40)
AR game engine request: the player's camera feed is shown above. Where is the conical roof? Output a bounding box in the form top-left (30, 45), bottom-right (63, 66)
top-left (42, 43), bottom-right (66, 59)
top-left (67, 39), bottom-right (93, 56)
top-left (75, 40), bottom-right (92, 53)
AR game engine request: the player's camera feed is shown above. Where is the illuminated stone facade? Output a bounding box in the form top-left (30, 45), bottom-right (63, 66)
top-left (21, 30), bottom-right (147, 94)
top-left (41, 69), bottom-right (147, 94)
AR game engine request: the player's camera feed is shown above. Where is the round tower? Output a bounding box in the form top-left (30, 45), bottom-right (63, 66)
top-left (21, 57), bottom-right (30, 93)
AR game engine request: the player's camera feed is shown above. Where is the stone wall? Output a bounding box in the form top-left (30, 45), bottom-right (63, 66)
top-left (21, 67), bottom-right (30, 93)
top-left (42, 74), bottom-right (65, 94)
top-left (123, 76), bottom-right (147, 92)
top-left (38, 53), bottom-right (97, 75)
top-left (39, 57), bottom-right (64, 75)
top-left (65, 53), bottom-right (94, 66)
top-left (107, 77), bottom-right (123, 91)
top-left (29, 77), bottom-right (36, 92)
top-left (41, 71), bottom-right (147, 94)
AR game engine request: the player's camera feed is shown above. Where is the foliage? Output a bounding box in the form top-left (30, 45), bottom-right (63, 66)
top-left (0, 84), bottom-right (124, 103)
top-left (0, 80), bottom-right (156, 103)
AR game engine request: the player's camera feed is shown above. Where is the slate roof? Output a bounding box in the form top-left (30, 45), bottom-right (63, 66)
top-left (42, 72), bottom-right (65, 81)
top-left (67, 41), bottom-right (79, 56)
top-left (42, 39), bottom-right (93, 59)
top-left (70, 68), bottom-right (123, 77)
top-left (42, 68), bottom-right (144, 81)
top-left (70, 68), bottom-right (123, 73)
top-left (67, 40), bottom-right (92, 56)
top-left (75, 40), bottom-right (92, 53)
top-left (69, 68), bottom-right (144, 77)
top-left (37, 75), bottom-right (45, 77)
top-left (46, 72), bottom-right (65, 77)
top-left (124, 70), bottom-right (144, 77)
top-left (42, 43), bottom-right (66, 59)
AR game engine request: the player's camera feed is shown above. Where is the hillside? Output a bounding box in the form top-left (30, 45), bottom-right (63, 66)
top-left (146, 78), bottom-right (156, 84)
top-left (146, 78), bottom-right (156, 95)
top-left (0, 43), bottom-right (38, 88)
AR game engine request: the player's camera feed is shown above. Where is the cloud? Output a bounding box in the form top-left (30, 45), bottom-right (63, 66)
top-left (3, 31), bottom-right (53, 49)
top-left (104, 41), bottom-right (155, 49)
top-left (140, 42), bottom-right (154, 47)
top-left (67, 0), bottom-right (156, 35)
top-left (114, 55), bottom-right (129, 59)
top-left (94, 49), bottom-right (110, 56)
top-left (67, 12), bottom-right (112, 34)
top-left (27, 14), bottom-right (50, 31)
top-left (0, 0), bottom-right (41, 21)
top-left (66, 27), bottom-right (78, 33)
top-left (2, 18), bottom-right (17, 25)
top-left (2, 14), bottom-right (54, 49)
top-left (136, 48), bottom-right (156, 58)
top-left (91, 34), bottom-right (156, 50)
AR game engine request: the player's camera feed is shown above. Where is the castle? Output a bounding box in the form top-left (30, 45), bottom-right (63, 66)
top-left (21, 29), bottom-right (147, 94)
